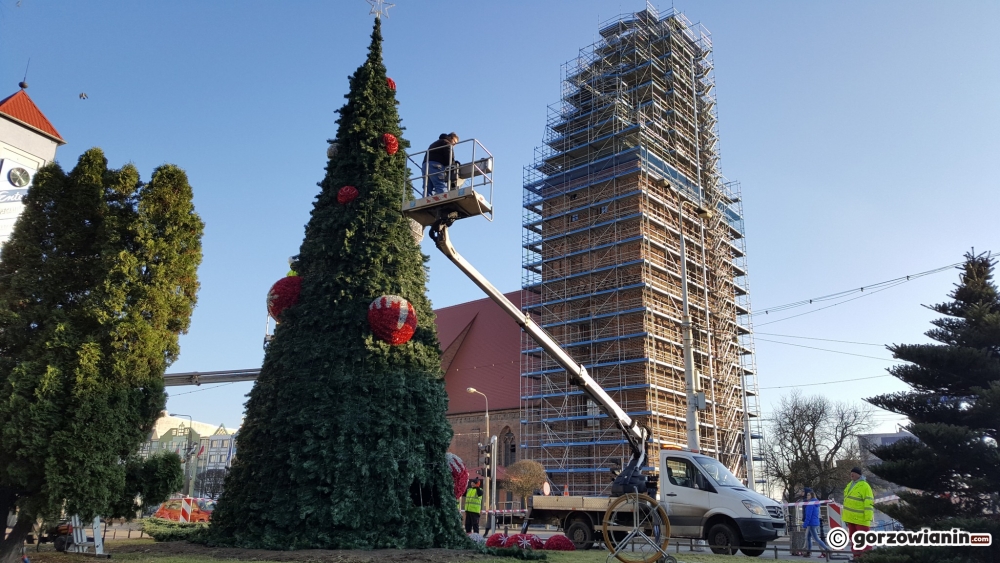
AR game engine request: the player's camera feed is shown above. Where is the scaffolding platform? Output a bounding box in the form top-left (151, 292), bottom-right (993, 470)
top-left (519, 6), bottom-right (764, 498)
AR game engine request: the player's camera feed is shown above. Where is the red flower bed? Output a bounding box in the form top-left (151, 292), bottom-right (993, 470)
top-left (543, 534), bottom-right (576, 551)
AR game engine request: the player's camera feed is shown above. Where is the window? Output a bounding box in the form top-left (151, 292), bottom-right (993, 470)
top-left (222, 440), bottom-right (230, 447)
top-left (210, 440), bottom-right (218, 448)
top-left (209, 455), bottom-right (218, 463)
top-left (666, 457), bottom-right (702, 490)
top-left (502, 429), bottom-right (516, 467)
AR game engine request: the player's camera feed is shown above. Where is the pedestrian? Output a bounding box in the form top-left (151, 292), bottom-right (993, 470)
top-left (463, 478), bottom-right (483, 535)
top-left (843, 467), bottom-right (874, 559)
top-left (802, 487), bottom-right (830, 558)
top-left (424, 132), bottom-right (459, 196)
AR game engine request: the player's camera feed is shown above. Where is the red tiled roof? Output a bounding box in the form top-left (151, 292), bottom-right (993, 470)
top-left (0, 89), bottom-right (65, 144)
top-left (435, 291), bottom-right (522, 414)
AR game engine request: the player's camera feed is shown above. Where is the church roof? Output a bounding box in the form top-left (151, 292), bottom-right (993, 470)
top-left (0, 89), bottom-right (65, 144)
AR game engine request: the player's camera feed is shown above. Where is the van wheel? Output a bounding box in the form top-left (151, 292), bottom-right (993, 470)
top-left (566, 519), bottom-right (594, 550)
top-left (741, 542), bottom-right (766, 557)
top-left (707, 523), bottom-right (739, 555)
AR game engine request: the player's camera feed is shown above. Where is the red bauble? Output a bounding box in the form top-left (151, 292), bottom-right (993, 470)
top-left (368, 295), bottom-right (417, 345)
top-left (485, 534), bottom-right (506, 548)
top-left (543, 535), bottom-right (576, 551)
top-left (446, 453), bottom-right (469, 500)
top-left (386, 77), bottom-right (396, 91)
top-left (382, 133), bottom-right (399, 155)
top-left (337, 185), bottom-right (358, 205)
top-left (267, 276), bottom-right (302, 322)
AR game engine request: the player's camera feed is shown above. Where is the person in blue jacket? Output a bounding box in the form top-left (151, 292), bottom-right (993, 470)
top-left (802, 487), bottom-right (830, 557)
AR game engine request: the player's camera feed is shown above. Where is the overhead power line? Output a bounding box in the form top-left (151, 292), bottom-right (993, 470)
top-left (754, 338), bottom-right (901, 362)
top-left (168, 381), bottom-right (238, 396)
top-left (752, 260), bottom-right (966, 323)
top-left (758, 374), bottom-right (894, 390)
top-left (754, 332), bottom-right (885, 347)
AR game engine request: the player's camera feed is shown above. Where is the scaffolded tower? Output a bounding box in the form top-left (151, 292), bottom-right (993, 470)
top-left (521, 6), bottom-right (765, 497)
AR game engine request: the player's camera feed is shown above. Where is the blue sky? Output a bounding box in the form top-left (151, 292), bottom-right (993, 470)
top-left (2, 1), bottom-right (998, 434)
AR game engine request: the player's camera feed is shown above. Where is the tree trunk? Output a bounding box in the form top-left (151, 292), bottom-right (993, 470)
top-left (0, 516), bottom-right (34, 563)
top-left (0, 487), bottom-right (15, 533)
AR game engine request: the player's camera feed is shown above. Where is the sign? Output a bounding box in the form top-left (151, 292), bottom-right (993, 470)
top-left (0, 159), bottom-right (37, 246)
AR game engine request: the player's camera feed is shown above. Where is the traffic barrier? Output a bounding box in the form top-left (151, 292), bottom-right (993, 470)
top-left (178, 498), bottom-right (193, 523)
top-left (828, 502), bottom-right (844, 529)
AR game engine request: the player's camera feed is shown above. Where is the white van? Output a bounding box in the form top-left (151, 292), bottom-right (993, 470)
top-left (525, 449), bottom-right (784, 556)
top-left (659, 450), bottom-right (785, 556)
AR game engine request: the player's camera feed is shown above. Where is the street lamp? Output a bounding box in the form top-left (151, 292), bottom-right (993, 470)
top-left (466, 387), bottom-right (489, 441)
top-left (466, 387), bottom-right (496, 532)
top-left (676, 198), bottom-right (712, 454)
top-left (170, 413), bottom-right (194, 496)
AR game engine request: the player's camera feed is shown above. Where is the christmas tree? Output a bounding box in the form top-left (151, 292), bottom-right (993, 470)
top-left (209, 19), bottom-right (467, 549)
top-left (863, 252), bottom-right (1000, 563)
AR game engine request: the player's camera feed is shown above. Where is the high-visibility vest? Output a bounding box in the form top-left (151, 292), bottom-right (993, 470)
top-left (842, 478), bottom-right (874, 525)
top-left (464, 488), bottom-right (482, 514)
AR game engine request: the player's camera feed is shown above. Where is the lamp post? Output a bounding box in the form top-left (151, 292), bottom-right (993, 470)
top-left (466, 387), bottom-right (495, 531)
top-left (676, 199), bottom-right (712, 454)
top-left (170, 413), bottom-right (194, 496)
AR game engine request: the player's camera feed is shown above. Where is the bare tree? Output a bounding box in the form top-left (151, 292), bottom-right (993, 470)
top-left (194, 469), bottom-right (227, 499)
top-left (762, 391), bottom-right (874, 502)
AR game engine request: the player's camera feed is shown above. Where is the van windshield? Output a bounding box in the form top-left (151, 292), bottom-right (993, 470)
top-left (695, 456), bottom-right (743, 487)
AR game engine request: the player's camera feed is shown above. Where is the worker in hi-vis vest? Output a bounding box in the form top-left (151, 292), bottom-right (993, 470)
top-left (842, 467), bottom-right (875, 558)
top-left (463, 478), bottom-right (483, 535)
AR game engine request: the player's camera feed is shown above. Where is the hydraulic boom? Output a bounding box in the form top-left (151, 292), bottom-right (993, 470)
top-left (429, 220), bottom-right (654, 495)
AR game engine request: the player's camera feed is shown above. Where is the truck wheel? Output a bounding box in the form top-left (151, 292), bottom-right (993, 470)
top-left (53, 535), bottom-right (69, 552)
top-left (741, 542), bottom-right (766, 557)
top-left (707, 522), bottom-right (738, 555)
top-left (566, 519), bottom-right (594, 550)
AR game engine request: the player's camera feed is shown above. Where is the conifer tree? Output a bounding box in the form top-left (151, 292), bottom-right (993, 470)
top-left (864, 252), bottom-right (1000, 562)
top-left (0, 149), bottom-right (203, 563)
top-left (209, 19), bottom-right (467, 549)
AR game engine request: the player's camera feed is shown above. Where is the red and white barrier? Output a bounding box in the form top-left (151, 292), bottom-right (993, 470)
top-left (481, 509), bottom-right (528, 515)
top-left (828, 502), bottom-right (844, 529)
top-left (179, 497), bottom-right (193, 523)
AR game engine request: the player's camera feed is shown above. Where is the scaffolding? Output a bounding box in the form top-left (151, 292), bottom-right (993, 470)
top-left (520, 5), bottom-right (765, 497)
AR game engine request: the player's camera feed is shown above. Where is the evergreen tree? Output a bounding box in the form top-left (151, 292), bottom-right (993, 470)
top-left (209, 19), bottom-right (466, 549)
top-left (0, 149), bottom-right (203, 563)
top-left (864, 252), bottom-right (1000, 563)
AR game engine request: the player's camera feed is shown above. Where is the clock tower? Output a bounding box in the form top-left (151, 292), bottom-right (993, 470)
top-left (0, 83), bottom-right (66, 245)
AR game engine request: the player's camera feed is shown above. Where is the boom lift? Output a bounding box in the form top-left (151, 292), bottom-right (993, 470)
top-left (404, 140), bottom-right (673, 563)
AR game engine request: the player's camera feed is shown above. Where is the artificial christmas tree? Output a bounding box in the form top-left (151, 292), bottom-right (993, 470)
top-left (208, 19), bottom-right (467, 549)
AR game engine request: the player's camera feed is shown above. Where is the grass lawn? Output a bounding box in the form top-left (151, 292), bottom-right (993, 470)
top-left (24, 538), bottom-right (744, 563)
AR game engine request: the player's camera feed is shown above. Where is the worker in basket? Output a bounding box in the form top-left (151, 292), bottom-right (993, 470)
top-left (424, 133), bottom-right (460, 196)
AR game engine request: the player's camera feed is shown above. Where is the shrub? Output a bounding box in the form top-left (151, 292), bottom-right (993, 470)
top-left (141, 517), bottom-right (209, 542)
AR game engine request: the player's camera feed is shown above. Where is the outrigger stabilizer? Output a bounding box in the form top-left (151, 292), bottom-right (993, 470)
top-left (428, 218), bottom-right (656, 497)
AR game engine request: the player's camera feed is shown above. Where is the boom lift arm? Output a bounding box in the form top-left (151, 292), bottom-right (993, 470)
top-left (429, 220), bottom-right (654, 495)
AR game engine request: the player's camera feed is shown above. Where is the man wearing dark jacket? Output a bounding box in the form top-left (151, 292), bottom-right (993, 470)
top-left (424, 133), bottom-right (459, 196)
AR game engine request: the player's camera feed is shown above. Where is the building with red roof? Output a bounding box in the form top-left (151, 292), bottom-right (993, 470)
top-left (438, 291), bottom-right (523, 504)
top-left (0, 85), bottom-right (65, 245)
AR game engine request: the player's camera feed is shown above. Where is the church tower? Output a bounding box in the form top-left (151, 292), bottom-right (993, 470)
top-left (0, 84), bottom-right (66, 245)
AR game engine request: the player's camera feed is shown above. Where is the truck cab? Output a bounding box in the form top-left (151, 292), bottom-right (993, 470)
top-left (659, 449), bottom-right (784, 556)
